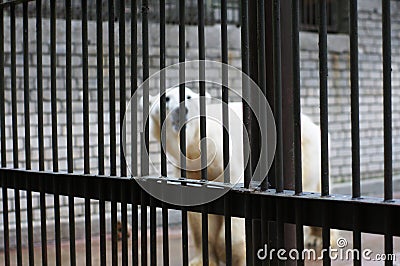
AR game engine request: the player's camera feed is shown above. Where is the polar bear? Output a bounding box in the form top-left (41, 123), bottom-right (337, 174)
top-left (146, 86), bottom-right (330, 265)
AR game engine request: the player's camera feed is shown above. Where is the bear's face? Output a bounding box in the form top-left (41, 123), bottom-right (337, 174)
top-left (148, 87), bottom-right (210, 136)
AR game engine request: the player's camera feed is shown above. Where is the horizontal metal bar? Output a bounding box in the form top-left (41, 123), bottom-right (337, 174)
top-left (0, 0), bottom-right (35, 8)
top-left (1, 168), bottom-right (400, 236)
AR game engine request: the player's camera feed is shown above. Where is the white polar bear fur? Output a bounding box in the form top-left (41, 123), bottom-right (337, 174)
top-left (147, 87), bottom-right (332, 265)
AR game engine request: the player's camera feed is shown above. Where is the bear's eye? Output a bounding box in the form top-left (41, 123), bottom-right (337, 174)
top-left (187, 95), bottom-right (191, 99)
top-left (166, 96), bottom-right (170, 102)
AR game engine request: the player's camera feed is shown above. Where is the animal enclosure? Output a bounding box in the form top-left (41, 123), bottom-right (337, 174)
top-left (0, 0), bottom-right (400, 265)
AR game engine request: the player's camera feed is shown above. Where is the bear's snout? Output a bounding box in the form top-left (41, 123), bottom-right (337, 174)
top-left (170, 106), bottom-right (189, 131)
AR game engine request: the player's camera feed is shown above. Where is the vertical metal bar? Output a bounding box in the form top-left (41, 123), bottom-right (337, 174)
top-left (349, 1), bottom-right (361, 265)
top-left (49, 1), bottom-right (62, 264)
top-left (119, 0), bottom-right (128, 264)
top-left (108, 0), bottom-right (118, 264)
top-left (131, 1), bottom-right (139, 265)
top-left (178, 1), bottom-right (189, 264)
top-left (257, 0), bottom-right (267, 191)
top-left (109, 0), bottom-right (116, 178)
top-left (141, 0), bottom-right (150, 265)
top-left (221, 0), bottom-right (232, 264)
top-left (241, 0), bottom-right (251, 189)
top-left (273, 0), bottom-right (283, 194)
top-left (319, 0), bottom-right (329, 197)
top-left (292, 1), bottom-right (304, 265)
top-left (318, 1), bottom-right (331, 266)
top-left (198, 1), bottom-right (209, 265)
top-left (111, 200), bottom-right (118, 266)
top-left (122, 186), bottom-right (128, 266)
top-left (50, 0), bottom-right (58, 172)
top-left (292, 0), bottom-right (302, 196)
top-left (65, 0), bottom-right (76, 264)
top-left (36, 0), bottom-right (47, 264)
top-left (22, 3), bottom-right (34, 265)
top-left (119, 0), bottom-right (126, 178)
top-left (0, 3), bottom-right (4, 170)
top-left (241, 0), bottom-right (253, 265)
top-left (10, 6), bottom-right (22, 266)
top-left (23, 2), bottom-right (31, 170)
top-left (382, 0), bottom-right (392, 203)
top-left (0, 5), bottom-right (8, 265)
top-left (272, 2), bottom-right (286, 266)
top-left (382, 1), bottom-right (393, 265)
top-left (160, 1), bottom-right (170, 265)
top-left (150, 201), bottom-right (157, 265)
top-left (96, 0), bottom-right (106, 265)
top-left (11, 4), bottom-right (18, 168)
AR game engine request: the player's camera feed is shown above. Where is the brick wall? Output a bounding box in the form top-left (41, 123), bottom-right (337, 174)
top-left (1, 0), bottom-right (400, 248)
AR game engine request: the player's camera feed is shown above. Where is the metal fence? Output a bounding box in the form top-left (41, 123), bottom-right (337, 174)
top-left (0, 0), bottom-right (399, 266)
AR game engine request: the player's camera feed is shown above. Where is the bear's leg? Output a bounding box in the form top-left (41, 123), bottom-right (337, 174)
top-left (188, 212), bottom-right (221, 266)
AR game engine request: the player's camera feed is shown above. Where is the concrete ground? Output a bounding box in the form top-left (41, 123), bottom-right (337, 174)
top-left (1, 227), bottom-right (399, 265)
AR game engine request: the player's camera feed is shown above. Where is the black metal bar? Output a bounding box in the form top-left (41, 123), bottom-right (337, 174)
top-left (99, 199), bottom-right (106, 266)
top-left (0, 4), bottom-right (4, 170)
top-left (141, 0), bottom-right (150, 265)
top-left (319, 1), bottom-right (331, 265)
top-left (257, 0), bottom-right (268, 191)
top-left (178, 1), bottom-right (188, 265)
top-left (118, 8), bottom-right (129, 262)
top-left (10, 6), bottom-right (22, 266)
top-left (349, 1), bottom-right (361, 265)
top-left (111, 200), bottom-right (118, 265)
top-left (292, 3), bottom-right (304, 265)
top-left (66, 0), bottom-right (73, 174)
top-left (10, 4), bottom-right (17, 169)
top-left (221, 0), bottom-right (232, 264)
top-left (122, 185), bottom-right (129, 266)
top-left (108, 0), bottom-right (117, 264)
top-left (160, 1), bottom-right (169, 265)
top-left (131, 1), bottom-right (139, 265)
top-left (49, 1), bottom-right (62, 264)
top-left (50, 0), bottom-right (58, 172)
top-left (2, 186), bottom-right (10, 266)
top-left (22, 3), bottom-right (34, 265)
top-left (198, 1), bottom-right (209, 265)
top-left (109, 0), bottom-right (116, 177)
top-left (36, 1), bottom-right (47, 264)
top-left (132, 201), bottom-right (139, 266)
top-left (292, 0), bottom-right (302, 196)
top-left (382, 1), bottom-right (393, 264)
top-left (241, 0), bottom-right (251, 189)
top-left (319, 0), bottom-right (329, 197)
top-left (382, 0), bottom-right (392, 203)
top-left (0, 0), bottom-right (35, 7)
top-left (37, 0), bottom-right (44, 172)
top-left (95, 0), bottom-right (105, 264)
top-left (23, 2), bottom-right (31, 170)
top-left (65, 0), bottom-right (76, 264)
top-left (3, 169), bottom-right (400, 233)
top-left (82, 0), bottom-right (89, 175)
top-left (85, 198), bottom-right (92, 266)
top-left (150, 202), bottom-right (157, 265)
top-left (273, 0), bottom-right (283, 193)
top-left (119, 0), bottom-right (126, 178)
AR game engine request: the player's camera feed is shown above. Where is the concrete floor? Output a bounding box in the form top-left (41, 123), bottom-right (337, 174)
top-left (1, 227), bottom-right (400, 265)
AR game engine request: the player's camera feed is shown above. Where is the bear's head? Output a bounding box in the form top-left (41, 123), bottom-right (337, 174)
top-left (147, 86), bottom-right (210, 143)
